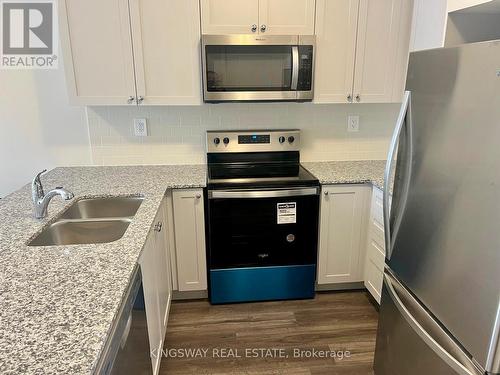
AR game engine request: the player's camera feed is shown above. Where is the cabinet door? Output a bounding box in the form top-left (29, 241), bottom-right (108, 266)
top-left (153, 198), bottom-right (172, 337)
top-left (129, 0), bottom-right (202, 105)
top-left (139, 234), bottom-right (162, 374)
top-left (259, 0), bottom-right (316, 35)
top-left (60, 0), bottom-right (136, 105)
top-left (318, 185), bottom-right (369, 284)
top-left (201, 0), bottom-right (260, 34)
top-left (352, 0), bottom-right (413, 103)
top-left (172, 189), bottom-right (207, 291)
top-left (313, 0), bottom-right (359, 103)
top-left (364, 187), bottom-right (392, 303)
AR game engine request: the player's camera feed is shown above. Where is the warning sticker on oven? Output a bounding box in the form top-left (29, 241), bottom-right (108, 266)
top-left (277, 202), bottom-right (297, 224)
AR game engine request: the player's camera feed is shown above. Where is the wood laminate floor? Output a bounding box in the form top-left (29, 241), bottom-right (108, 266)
top-left (160, 291), bottom-right (379, 375)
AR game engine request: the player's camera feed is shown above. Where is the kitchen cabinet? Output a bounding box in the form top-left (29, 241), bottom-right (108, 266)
top-left (139, 235), bottom-right (162, 374)
top-left (410, 0), bottom-right (447, 52)
top-left (364, 186), bottom-right (386, 303)
top-left (129, 0), bottom-right (202, 105)
top-left (200, 0), bottom-right (316, 35)
top-left (172, 189), bottom-right (207, 291)
top-left (60, 0), bottom-right (202, 105)
top-left (59, 0), bottom-right (136, 105)
top-left (314, 0), bottom-right (414, 103)
top-left (154, 198), bottom-right (173, 335)
top-left (317, 185), bottom-right (370, 284)
top-left (139, 196), bottom-right (172, 374)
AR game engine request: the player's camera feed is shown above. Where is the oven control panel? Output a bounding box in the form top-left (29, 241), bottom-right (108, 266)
top-left (207, 130), bottom-right (300, 153)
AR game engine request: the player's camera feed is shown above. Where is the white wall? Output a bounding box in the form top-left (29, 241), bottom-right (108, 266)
top-left (0, 59), bottom-right (91, 198)
top-left (87, 103), bottom-right (401, 165)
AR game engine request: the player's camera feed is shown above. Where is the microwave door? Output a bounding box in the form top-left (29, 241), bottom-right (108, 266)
top-left (204, 44), bottom-right (297, 101)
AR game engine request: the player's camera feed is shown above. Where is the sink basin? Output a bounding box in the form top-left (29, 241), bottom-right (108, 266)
top-left (59, 196), bottom-right (144, 220)
top-left (29, 218), bottom-right (132, 246)
top-left (28, 196), bottom-right (143, 246)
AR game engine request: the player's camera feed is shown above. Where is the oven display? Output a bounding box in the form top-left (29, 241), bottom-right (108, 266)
top-left (238, 134), bottom-right (270, 144)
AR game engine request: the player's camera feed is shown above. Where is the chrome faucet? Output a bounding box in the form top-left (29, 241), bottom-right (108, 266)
top-left (32, 169), bottom-right (74, 219)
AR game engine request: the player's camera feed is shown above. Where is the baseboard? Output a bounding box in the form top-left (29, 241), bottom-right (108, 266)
top-left (172, 290), bottom-right (208, 300)
top-left (315, 282), bottom-right (365, 291)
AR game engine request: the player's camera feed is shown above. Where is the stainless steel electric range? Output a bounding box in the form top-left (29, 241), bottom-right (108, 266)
top-left (205, 130), bottom-right (320, 304)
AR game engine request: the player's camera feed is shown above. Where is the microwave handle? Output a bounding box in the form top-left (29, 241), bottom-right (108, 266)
top-left (291, 46), bottom-right (299, 90)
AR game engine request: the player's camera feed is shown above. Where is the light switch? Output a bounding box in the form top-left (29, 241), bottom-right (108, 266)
top-left (133, 118), bottom-right (148, 137)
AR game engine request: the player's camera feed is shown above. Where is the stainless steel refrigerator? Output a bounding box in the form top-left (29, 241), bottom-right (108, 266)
top-left (374, 40), bottom-right (500, 375)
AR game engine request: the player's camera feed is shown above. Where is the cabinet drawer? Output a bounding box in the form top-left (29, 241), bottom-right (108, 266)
top-left (365, 257), bottom-right (383, 303)
top-left (367, 233), bottom-right (386, 271)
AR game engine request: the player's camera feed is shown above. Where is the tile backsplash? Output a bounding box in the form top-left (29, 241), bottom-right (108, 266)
top-left (87, 103), bottom-right (401, 165)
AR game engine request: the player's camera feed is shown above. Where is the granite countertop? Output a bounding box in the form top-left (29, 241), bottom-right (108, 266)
top-left (0, 165), bottom-right (206, 375)
top-left (0, 161), bottom-right (389, 374)
top-left (302, 160), bottom-right (389, 191)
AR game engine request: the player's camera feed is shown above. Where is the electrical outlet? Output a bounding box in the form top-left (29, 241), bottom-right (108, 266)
top-left (133, 118), bottom-right (148, 137)
top-left (347, 115), bottom-right (360, 132)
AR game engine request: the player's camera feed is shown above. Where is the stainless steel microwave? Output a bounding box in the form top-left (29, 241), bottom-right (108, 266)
top-left (202, 35), bottom-right (315, 102)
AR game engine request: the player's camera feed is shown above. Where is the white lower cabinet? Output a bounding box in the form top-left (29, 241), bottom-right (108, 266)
top-left (139, 196), bottom-right (172, 374)
top-left (317, 185), bottom-right (370, 284)
top-left (172, 189), bottom-right (207, 291)
top-left (364, 186), bottom-right (389, 304)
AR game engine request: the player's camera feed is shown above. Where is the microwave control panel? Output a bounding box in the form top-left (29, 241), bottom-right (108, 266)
top-left (297, 45), bottom-right (313, 91)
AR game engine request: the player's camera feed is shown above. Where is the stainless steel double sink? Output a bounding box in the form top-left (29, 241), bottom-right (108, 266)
top-left (29, 197), bottom-right (144, 246)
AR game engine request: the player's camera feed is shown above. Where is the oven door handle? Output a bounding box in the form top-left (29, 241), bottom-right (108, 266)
top-left (208, 187), bottom-right (319, 199)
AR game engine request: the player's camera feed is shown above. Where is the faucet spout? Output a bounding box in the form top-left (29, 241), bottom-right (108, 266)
top-left (31, 170), bottom-right (74, 219)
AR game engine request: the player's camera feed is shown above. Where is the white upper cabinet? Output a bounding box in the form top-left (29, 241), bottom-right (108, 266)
top-left (129, 0), bottom-right (202, 105)
top-left (259, 0), bottom-right (316, 35)
top-left (60, 0), bottom-right (202, 105)
top-left (410, 0), bottom-right (447, 52)
top-left (353, 0), bottom-right (413, 103)
top-left (200, 0), bottom-right (316, 35)
top-left (314, 0), bottom-right (414, 104)
top-left (318, 185), bottom-right (370, 284)
top-left (60, 0), bottom-right (136, 105)
top-left (314, 0), bottom-right (359, 103)
top-left (201, 0), bottom-right (260, 34)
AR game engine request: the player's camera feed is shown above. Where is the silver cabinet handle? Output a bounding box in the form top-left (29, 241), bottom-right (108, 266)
top-left (154, 222), bottom-right (163, 232)
top-left (324, 191), bottom-right (329, 196)
top-left (251, 24), bottom-right (257, 32)
top-left (127, 96), bottom-right (135, 104)
top-left (384, 91), bottom-right (412, 260)
top-left (195, 194), bottom-right (202, 199)
top-left (383, 272), bottom-right (481, 375)
top-left (137, 96), bottom-right (144, 104)
top-left (347, 94), bottom-right (353, 102)
top-left (355, 94), bottom-right (361, 102)
top-left (260, 24), bottom-right (267, 32)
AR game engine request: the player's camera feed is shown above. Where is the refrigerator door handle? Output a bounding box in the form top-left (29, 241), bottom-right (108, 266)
top-left (384, 91), bottom-right (413, 259)
top-left (384, 271), bottom-right (483, 375)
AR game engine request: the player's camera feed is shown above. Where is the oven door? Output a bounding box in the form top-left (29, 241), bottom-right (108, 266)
top-left (207, 187), bottom-right (320, 303)
top-left (202, 35), bottom-right (314, 102)
top-left (207, 187), bottom-right (319, 269)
